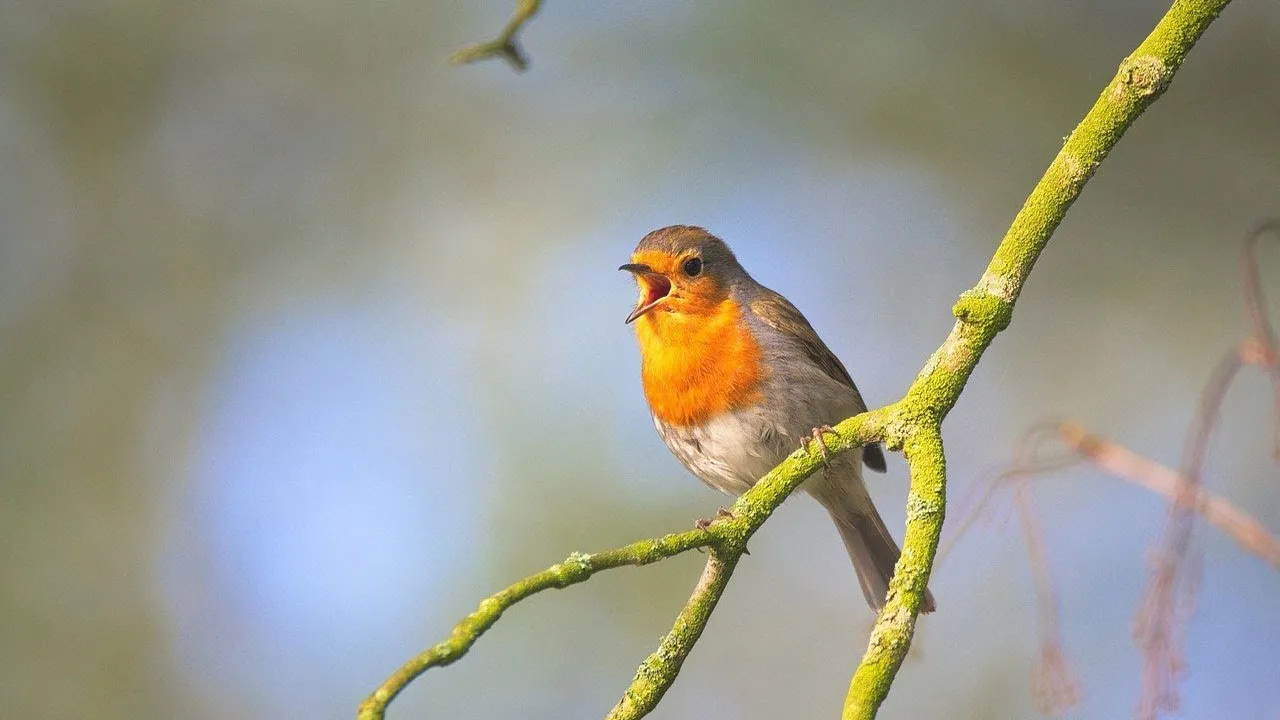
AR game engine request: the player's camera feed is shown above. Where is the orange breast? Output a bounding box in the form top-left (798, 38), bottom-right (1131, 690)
top-left (635, 299), bottom-right (766, 427)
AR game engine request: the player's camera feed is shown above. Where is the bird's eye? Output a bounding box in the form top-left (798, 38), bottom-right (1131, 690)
top-left (682, 257), bottom-right (702, 277)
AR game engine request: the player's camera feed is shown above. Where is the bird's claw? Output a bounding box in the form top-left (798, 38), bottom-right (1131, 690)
top-left (694, 507), bottom-right (747, 553)
top-left (695, 506), bottom-right (736, 531)
top-left (802, 425), bottom-right (838, 467)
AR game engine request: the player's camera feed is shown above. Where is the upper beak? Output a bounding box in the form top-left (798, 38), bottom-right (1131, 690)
top-left (620, 263), bottom-right (671, 324)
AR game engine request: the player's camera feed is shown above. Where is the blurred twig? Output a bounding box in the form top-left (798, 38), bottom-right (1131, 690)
top-left (1240, 220), bottom-right (1280, 460)
top-left (945, 225), bottom-right (1280, 718)
top-left (954, 416), bottom-right (1280, 717)
top-left (1058, 422), bottom-right (1280, 569)
top-left (1011, 440), bottom-right (1082, 717)
top-left (1135, 221), bottom-right (1280, 720)
top-left (449, 0), bottom-right (543, 71)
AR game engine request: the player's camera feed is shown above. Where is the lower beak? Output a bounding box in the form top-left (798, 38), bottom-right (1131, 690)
top-left (620, 264), bottom-right (671, 324)
top-left (625, 300), bottom-right (659, 324)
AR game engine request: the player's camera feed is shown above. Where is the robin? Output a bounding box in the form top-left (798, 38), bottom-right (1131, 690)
top-left (620, 225), bottom-right (936, 612)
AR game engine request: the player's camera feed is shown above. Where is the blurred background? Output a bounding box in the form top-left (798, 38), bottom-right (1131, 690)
top-left (2, 1), bottom-right (1278, 718)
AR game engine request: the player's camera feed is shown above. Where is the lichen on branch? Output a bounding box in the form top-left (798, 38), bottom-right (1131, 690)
top-left (841, 2), bottom-right (1233, 716)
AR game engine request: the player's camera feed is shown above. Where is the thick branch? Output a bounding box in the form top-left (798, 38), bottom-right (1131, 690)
top-left (840, 1), bottom-right (1232, 717)
top-left (449, 0), bottom-right (543, 71)
top-left (842, 428), bottom-right (945, 719)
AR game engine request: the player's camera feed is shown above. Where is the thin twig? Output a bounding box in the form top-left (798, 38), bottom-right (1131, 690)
top-left (449, 0), bottom-right (544, 71)
top-left (604, 550), bottom-right (740, 719)
top-left (1241, 220), bottom-right (1280, 460)
top-left (1013, 478), bottom-right (1082, 717)
top-left (357, 411), bottom-right (888, 720)
top-left (939, 422), bottom-right (1078, 565)
top-left (356, 530), bottom-right (711, 720)
top-left (986, 415), bottom-right (1280, 719)
top-left (1059, 422), bottom-right (1280, 568)
top-left (1132, 220), bottom-right (1280, 719)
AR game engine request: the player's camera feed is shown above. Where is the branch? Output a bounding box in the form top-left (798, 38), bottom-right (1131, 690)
top-left (602, 408), bottom-right (891, 717)
top-left (1133, 218), bottom-right (1280, 717)
top-left (604, 550), bottom-right (740, 720)
top-left (356, 528), bottom-right (711, 720)
top-left (840, 1), bottom-right (1232, 716)
top-left (358, 412), bottom-right (888, 720)
top-left (1240, 220), bottom-right (1280, 459)
top-left (987, 417), bottom-right (1280, 716)
top-left (972, 418), bottom-right (1280, 717)
top-left (942, 221), bottom-right (1279, 717)
top-left (1059, 422), bottom-right (1280, 569)
top-left (449, 0), bottom-right (543, 71)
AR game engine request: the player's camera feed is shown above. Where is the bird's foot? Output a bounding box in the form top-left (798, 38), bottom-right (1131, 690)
top-left (695, 506), bottom-right (735, 531)
top-left (802, 425), bottom-right (839, 467)
top-left (694, 507), bottom-right (747, 554)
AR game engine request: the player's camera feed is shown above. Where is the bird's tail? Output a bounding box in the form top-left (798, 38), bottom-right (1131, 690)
top-left (813, 471), bottom-right (937, 613)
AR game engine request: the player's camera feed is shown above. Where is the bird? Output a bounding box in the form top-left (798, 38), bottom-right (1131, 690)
top-left (620, 225), bottom-right (935, 613)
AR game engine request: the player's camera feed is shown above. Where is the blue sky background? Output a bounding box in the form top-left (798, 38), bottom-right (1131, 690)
top-left (2, 2), bottom-right (1279, 719)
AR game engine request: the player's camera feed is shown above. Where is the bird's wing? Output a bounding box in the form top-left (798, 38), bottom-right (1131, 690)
top-left (749, 290), bottom-right (888, 473)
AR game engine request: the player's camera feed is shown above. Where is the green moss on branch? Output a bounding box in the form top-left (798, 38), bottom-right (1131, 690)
top-left (356, 528), bottom-right (710, 720)
top-left (841, 1), bottom-right (1233, 717)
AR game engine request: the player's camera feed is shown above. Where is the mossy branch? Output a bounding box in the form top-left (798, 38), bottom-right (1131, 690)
top-left (604, 549), bottom-right (740, 719)
top-left (448, 0), bottom-right (543, 71)
top-left (840, 1), bottom-right (1231, 716)
top-left (363, 1), bottom-right (1233, 718)
top-left (355, 527), bottom-right (710, 720)
top-left (358, 414), bottom-right (887, 720)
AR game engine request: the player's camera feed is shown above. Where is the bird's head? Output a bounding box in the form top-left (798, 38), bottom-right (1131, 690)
top-left (619, 225), bottom-right (746, 324)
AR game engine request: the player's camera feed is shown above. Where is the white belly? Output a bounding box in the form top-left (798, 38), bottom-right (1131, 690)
top-left (653, 406), bottom-right (796, 496)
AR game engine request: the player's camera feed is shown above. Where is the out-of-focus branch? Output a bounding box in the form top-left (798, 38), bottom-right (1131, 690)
top-left (1134, 219), bottom-right (1280, 717)
top-left (943, 221), bottom-right (1279, 717)
top-left (1241, 220), bottom-right (1280, 459)
top-left (1013, 476), bottom-right (1082, 717)
top-left (449, 0), bottom-right (543, 71)
top-left (953, 413), bottom-right (1280, 715)
top-left (1059, 422), bottom-right (1280, 568)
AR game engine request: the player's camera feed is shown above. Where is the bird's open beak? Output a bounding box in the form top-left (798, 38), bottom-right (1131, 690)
top-left (620, 263), bottom-right (672, 324)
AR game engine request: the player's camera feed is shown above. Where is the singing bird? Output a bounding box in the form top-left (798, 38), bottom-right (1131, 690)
top-left (621, 225), bottom-right (935, 612)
